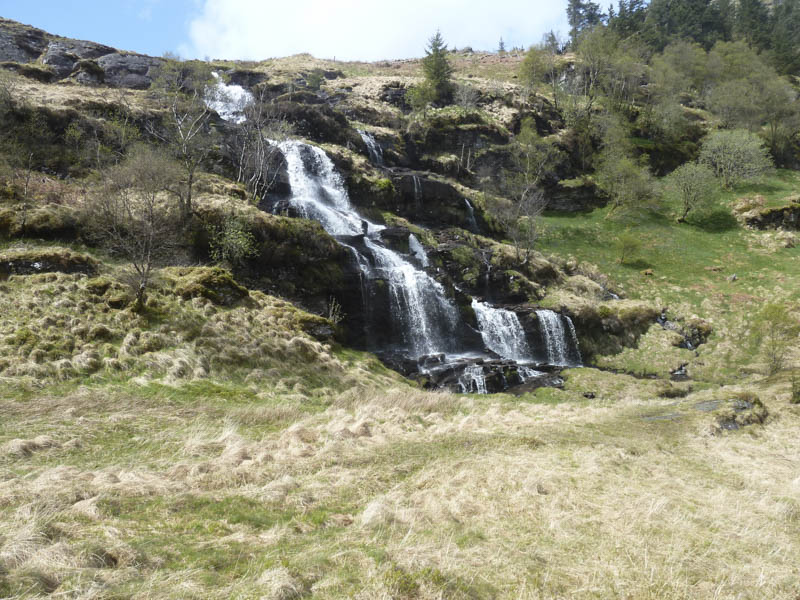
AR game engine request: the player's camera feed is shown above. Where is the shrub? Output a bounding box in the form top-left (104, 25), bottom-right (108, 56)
top-left (699, 129), bottom-right (774, 189)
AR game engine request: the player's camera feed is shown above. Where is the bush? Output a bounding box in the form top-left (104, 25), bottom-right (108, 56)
top-left (699, 129), bottom-right (773, 189)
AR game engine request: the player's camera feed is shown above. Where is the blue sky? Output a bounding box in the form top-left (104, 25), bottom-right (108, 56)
top-left (2, 1), bottom-right (569, 61)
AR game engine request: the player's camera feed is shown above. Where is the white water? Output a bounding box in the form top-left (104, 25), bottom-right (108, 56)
top-left (207, 72), bottom-right (253, 124)
top-left (408, 234), bottom-right (430, 268)
top-left (472, 299), bottom-right (532, 362)
top-left (278, 140), bottom-right (460, 357)
top-left (464, 198), bottom-right (479, 232)
top-left (358, 130), bottom-right (384, 166)
top-left (536, 309), bottom-right (582, 366)
top-left (459, 364), bottom-right (487, 394)
top-left (518, 366), bottom-right (545, 382)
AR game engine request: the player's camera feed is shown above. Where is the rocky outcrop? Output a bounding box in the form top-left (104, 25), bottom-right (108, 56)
top-left (42, 39), bottom-right (115, 79)
top-left (95, 53), bottom-right (162, 89)
top-left (0, 18), bottom-right (48, 63)
top-left (0, 18), bottom-right (162, 89)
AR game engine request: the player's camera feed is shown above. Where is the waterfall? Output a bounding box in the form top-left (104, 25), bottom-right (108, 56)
top-left (464, 199), bottom-right (479, 232)
top-left (412, 176), bottom-right (422, 206)
top-left (472, 299), bottom-right (533, 362)
top-left (277, 140), bottom-right (461, 358)
top-left (459, 364), bottom-right (487, 394)
top-left (536, 309), bottom-right (582, 367)
top-left (207, 72), bottom-right (253, 124)
top-left (408, 234), bottom-right (430, 268)
top-left (518, 366), bottom-right (545, 382)
top-left (358, 130), bottom-right (384, 166)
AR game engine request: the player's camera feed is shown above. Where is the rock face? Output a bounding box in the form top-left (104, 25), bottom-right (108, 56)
top-left (42, 39), bottom-right (116, 78)
top-left (96, 53), bottom-right (162, 89)
top-left (0, 19), bottom-right (48, 63)
top-left (0, 18), bottom-right (162, 89)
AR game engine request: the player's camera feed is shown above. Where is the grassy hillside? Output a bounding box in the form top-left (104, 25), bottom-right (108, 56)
top-left (1, 21), bottom-right (800, 599)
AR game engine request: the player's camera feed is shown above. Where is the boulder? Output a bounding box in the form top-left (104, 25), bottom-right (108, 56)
top-left (42, 39), bottom-right (115, 79)
top-left (96, 53), bottom-right (162, 89)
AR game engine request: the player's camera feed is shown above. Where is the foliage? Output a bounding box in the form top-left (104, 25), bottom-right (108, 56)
top-left (207, 215), bottom-right (258, 267)
top-left (750, 303), bottom-right (799, 375)
top-left (486, 188), bottom-right (548, 265)
top-left (420, 30), bottom-right (454, 105)
top-left (406, 82), bottom-right (437, 116)
top-left (699, 129), bottom-right (773, 189)
top-left (89, 145), bottom-right (181, 308)
top-left (664, 162), bottom-right (718, 222)
top-left (594, 148), bottom-right (654, 216)
top-left (305, 69), bottom-right (325, 91)
top-left (615, 230), bottom-right (643, 264)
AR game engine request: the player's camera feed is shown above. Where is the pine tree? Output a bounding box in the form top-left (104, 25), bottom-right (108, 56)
top-left (771, 0), bottom-right (800, 73)
top-left (567, 0), bottom-right (605, 46)
top-left (421, 30), bottom-right (454, 105)
top-left (498, 37), bottom-right (506, 53)
top-left (735, 0), bottom-right (771, 50)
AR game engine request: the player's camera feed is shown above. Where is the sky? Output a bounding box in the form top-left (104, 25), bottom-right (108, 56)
top-left (1, 1), bottom-right (569, 61)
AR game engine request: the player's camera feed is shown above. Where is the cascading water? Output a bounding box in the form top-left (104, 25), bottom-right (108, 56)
top-left (464, 199), bottom-right (479, 232)
top-left (358, 130), bottom-right (384, 166)
top-left (536, 309), bottom-right (582, 367)
top-left (207, 80), bottom-right (579, 393)
top-left (459, 364), bottom-right (487, 394)
top-left (277, 140), bottom-right (461, 357)
top-left (408, 234), bottom-right (430, 268)
top-left (471, 299), bottom-right (532, 362)
top-left (207, 72), bottom-right (253, 124)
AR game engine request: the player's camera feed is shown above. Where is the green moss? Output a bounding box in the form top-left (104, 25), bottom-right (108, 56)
top-left (166, 266), bottom-right (249, 306)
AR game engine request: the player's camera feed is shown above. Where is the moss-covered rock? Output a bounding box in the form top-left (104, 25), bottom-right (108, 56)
top-left (166, 266), bottom-right (250, 306)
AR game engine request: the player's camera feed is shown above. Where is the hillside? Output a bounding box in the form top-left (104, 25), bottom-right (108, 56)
top-left (1, 16), bottom-right (800, 600)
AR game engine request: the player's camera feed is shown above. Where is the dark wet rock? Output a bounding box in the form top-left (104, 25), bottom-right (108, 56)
top-left (744, 203), bottom-right (800, 230)
top-left (670, 363), bottom-right (689, 382)
top-left (0, 249), bottom-right (98, 278)
top-left (226, 69), bottom-right (269, 88)
top-left (583, 392), bottom-right (596, 399)
top-left (380, 81), bottom-right (409, 110)
top-left (546, 180), bottom-right (605, 212)
top-left (274, 101), bottom-right (363, 148)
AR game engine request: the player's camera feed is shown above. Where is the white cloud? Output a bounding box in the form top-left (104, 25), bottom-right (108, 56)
top-left (181, 0), bottom-right (569, 62)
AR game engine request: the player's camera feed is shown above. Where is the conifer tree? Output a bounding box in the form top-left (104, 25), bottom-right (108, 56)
top-left (421, 30), bottom-right (454, 105)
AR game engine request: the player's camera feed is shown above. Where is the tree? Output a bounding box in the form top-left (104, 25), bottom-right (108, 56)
top-left (699, 129), bottom-right (773, 189)
top-left (228, 87), bottom-right (292, 203)
top-left (498, 38), bottom-right (506, 54)
top-left (664, 162), bottom-right (718, 222)
top-left (642, 0), bottom-right (725, 51)
top-left (771, 0), bottom-right (800, 74)
top-left (734, 0), bottom-right (771, 50)
top-left (487, 189), bottom-right (548, 265)
top-left (486, 119), bottom-right (560, 264)
top-left (147, 58), bottom-right (215, 222)
top-left (421, 30), bottom-right (454, 104)
top-left (91, 145), bottom-right (181, 308)
top-left (594, 151), bottom-right (655, 218)
top-left (751, 303), bottom-right (799, 375)
top-left (567, 0), bottom-right (605, 46)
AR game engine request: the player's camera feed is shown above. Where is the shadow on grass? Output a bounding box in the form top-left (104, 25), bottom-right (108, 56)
top-left (688, 208), bottom-right (739, 233)
top-left (619, 258), bottom-right (652, 270)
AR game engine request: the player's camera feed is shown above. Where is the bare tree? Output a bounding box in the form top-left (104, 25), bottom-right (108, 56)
top-left (91, 145), bottom-right (181, 308)
top-left (487, 188), bottom-right (548, 265)
top-left (228, 87), bottom-right (292, 203)
top-left (147, 59), bottom-right (214, 221)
